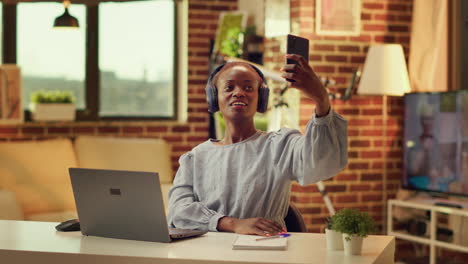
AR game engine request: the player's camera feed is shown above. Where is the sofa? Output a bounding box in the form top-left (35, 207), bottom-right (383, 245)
top-left (0, 136), bottom-right (173, 222)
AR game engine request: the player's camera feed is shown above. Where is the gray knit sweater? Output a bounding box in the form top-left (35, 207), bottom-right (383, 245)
top-left (168, 110), bottom-right (348, 231)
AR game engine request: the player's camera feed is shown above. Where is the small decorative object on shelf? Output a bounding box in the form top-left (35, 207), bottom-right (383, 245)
top-left (29, 90), bottom-right (76, 122)
top-left (325, 216), bottom-right (344, 251)
top-left (332, 208), bottom-right (377, 256)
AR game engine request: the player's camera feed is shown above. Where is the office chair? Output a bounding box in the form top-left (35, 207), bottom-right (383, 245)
top-left (284, 202), bottom-right (307, 232)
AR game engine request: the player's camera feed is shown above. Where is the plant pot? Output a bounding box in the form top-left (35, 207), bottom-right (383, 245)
top-left (30, 103), bottom-right (76, 122)
top-left (325, 228), bottom-right (343, 251)
top-left (342, 233), bottom-right (363, 256)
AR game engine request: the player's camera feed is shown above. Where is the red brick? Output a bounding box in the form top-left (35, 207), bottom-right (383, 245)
top-left (362, 130), bottom-right (383, 136)
top-left (194, 126), bottom-right (209, 132)
top-left (173, 145), bottom-right (192, 152)
top-left (325, 55), bottom-right (347, 62)
top-left (350, 140), bottom-right (371, 147)
top-left (361, 150), bottom-right (382, 158)
top-left (172, 125), bottom-right (190, 133)
top-left (336, 194), bottom-right (358, 203)
top-left (48, 127), bottom-right (71, 134)
top-left (361, 13), bottom-right (371, 20)
top-left (313, 44), bottom-right (335, 51)
top-left (361, 173), bottom-right (382, 181)
top-left (348, 162), bottom-right (369, 170)
top-left (326, 184), bottom-right (347, 193)
top-left (338, 67), bottom-right (354, 73)
top-left (363, 3), bottom-right (385, 9)
top-left (310, 55), bottom-right (322, 61)
top-left (122, 127), bottom-right (143, 133)
top-left (362, 194), bottom-right (381, 202)
top-left (338, 45), bottom-right (360, 52)
top-left (291, 184), bottom-right (318, 193)
top-left (147, 126), bottom-right (168, 133)
top-left (98, 127), bottom-right (119, 134)
top-left (340, 109), bottom-right (360, 116)
top-left (348, 151), bottom-right (358, 158)
top-left (350, 35), bottom-right (372, 42)
top-left (0, 127), bottom-right (18, 134)
top-left (375, 35), bottom-right (396, 43)
top-left (188, 116), bottom-right (207, 122)
top-left (362, 109), bottom-right (383, 115)
top-left (314, 66), bottom-right (335, 73)
top-left (350, 56), bottom-right (366, 63)
top-left (22, 127), bottom-right (44, 134)
top-left (351, 118), bottom-right (372, 127)
top-left (350, 184), bottom-right (371, 191)
top-left (348, 130), bottom-right (359, 136)
top-left (335, 173), bottom-right (358, 181)
top-left (163, 135), bottom-right (183, 142)
top-left (72, 127), bottom-right (95, 134)
top-left (388, 25), bottom-right (409, 32)
top-left (364, 24), bottom-right (387, 31)
top-left (387, 4), bottom-right (409, 11)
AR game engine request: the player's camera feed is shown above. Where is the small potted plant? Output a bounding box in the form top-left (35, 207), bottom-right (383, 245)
top-left (30, 90), bottom-right (76, 121)
top-left (332, 208), bottom-right (377, 256)
top-left (325, 216), bottom-right (343, 251)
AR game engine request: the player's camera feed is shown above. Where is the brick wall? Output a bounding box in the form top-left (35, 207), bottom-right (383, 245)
top-left (263, 0), bottom-right (412, 233)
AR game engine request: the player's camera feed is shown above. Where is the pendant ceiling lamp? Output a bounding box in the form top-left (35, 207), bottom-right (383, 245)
top-left (53, 0), bottom-right (79, 29)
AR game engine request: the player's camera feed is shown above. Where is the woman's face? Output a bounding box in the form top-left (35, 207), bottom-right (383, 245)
top-left (215, 65), bottom-right (260, 121)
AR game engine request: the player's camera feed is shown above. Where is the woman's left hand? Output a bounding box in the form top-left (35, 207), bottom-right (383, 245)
top-left (280, 54), bottom-right (330, 116)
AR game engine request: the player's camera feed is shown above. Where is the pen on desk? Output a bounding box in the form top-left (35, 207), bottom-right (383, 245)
top-left (256, 234), bottom-right (291, 241)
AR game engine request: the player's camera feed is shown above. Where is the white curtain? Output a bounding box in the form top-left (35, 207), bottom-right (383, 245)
top-left (409, 0), bottom-right (448, 92)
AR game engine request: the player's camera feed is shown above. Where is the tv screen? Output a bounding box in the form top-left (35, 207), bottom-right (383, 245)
top-left (403, 91), bottom-right (468, 197)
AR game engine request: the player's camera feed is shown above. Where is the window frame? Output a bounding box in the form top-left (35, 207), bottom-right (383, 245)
top-left (2, 0), bottom-right (179, 121)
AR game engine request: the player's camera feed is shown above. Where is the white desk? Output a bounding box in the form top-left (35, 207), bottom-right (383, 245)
top-left (0, 220), bottom-right (395, 264)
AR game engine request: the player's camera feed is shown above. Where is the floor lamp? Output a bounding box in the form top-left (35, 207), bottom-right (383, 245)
top-left (358, 44), bottom-right (411, 233)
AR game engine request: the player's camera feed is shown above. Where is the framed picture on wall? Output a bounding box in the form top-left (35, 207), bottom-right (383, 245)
top-left (316, 0), bottom-right (361, 36)
top-left (0, 64), bottom-right (23, 124)
top-left (212, 11), bottom-right (247, 60)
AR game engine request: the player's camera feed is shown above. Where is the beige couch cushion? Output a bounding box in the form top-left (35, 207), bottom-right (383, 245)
top-left (0, 139), bottom-right (77, 219)
top-left (74, 136), bottom-right (173, 184)
top-left (0, 190), bottom-right (24, 220)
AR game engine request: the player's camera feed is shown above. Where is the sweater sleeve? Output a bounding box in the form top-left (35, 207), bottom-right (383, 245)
top-left (167, 152), bottom-right (225, 231)
top-left (271, 109), bottom-right (348, 186)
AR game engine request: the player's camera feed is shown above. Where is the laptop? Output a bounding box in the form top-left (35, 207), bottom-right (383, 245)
top-left (68, 168), bottom-right (207, 243)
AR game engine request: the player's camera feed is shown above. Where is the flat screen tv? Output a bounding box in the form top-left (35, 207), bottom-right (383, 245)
top-left (403, 91), bottom-right (468, 197)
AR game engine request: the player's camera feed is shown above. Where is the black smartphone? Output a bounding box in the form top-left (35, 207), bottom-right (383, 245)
top-left (286, 34), bottom-right (309, 82)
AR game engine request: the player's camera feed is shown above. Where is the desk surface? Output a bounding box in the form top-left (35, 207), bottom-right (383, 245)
top-left (0, 220), bottom-right (395, 264)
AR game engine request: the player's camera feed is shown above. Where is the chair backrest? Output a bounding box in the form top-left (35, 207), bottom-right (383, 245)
top-left (284, 202), bottom-right (307, 232)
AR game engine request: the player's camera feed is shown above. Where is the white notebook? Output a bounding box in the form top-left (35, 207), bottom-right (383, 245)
top-left (232, 235), bottom-right (288, 250)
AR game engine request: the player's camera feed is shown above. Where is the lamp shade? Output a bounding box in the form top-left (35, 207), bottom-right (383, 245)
top-left (53, 8), bottom-right (79, 28)
top-left (53, 1), bottom-right (79, 29)
top-left (358, 44), bottom-right (411, 96)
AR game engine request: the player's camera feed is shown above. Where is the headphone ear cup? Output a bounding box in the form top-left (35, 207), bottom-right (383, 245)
top-left (257, 86), bottom-right (270, 113)
top-left (205, 83), bottom-right (219, 113)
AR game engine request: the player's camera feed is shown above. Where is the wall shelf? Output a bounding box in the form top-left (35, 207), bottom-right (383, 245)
top-left (388, 199), bottom-right (468, 264)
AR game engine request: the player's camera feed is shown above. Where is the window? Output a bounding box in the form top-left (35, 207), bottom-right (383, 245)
top-left (2, 0), bottom-right (178, 120)
top-left (18, 2), bottom-right (86, 110)
top-left (99, 1), bottom-right (175, 117)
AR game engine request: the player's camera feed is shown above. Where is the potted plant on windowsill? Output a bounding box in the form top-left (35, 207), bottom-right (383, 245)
top-left (332, 208), bottom-right (377, 256)
top-left (325, 216), bottom-right (343, 251)
top-left (30, 90), bottom-right (76, 122)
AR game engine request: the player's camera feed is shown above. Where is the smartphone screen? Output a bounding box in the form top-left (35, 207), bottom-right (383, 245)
top-left (286, 34), bottom-right (309, 64)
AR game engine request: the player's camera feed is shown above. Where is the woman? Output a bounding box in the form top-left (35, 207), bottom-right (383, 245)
top-left (168, 54), bottom-right (348, 236)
